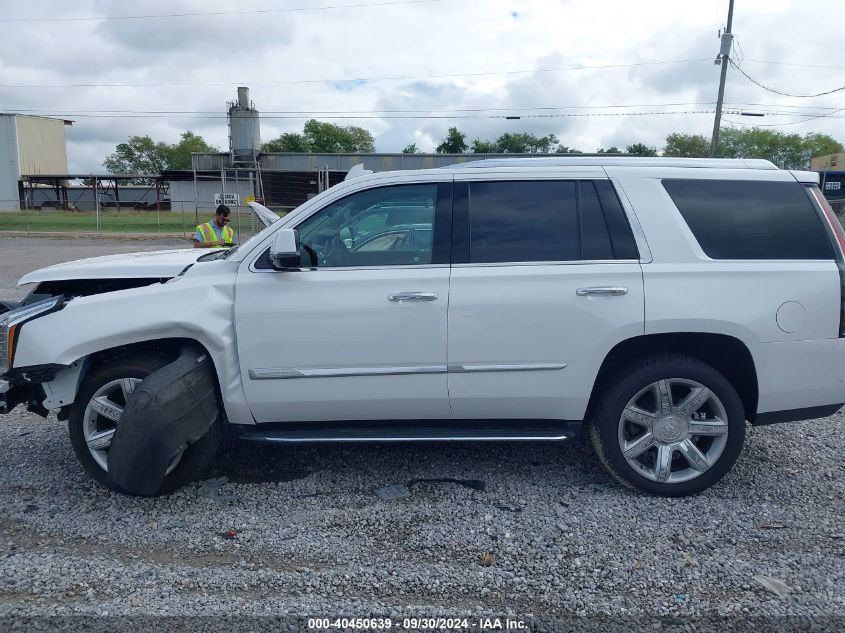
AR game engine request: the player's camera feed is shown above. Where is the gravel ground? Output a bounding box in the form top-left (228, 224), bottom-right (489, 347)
top-left (0, 237), bottom-right (843, 631)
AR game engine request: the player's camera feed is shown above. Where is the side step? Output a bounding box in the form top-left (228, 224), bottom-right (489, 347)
top-left (234, 419), bottom-right (582, 444)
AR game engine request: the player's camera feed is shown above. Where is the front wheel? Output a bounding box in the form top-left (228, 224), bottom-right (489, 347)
top-left (68, 353), bottom-right (222, 495)
top-left (589, 354), bottom-right (746, 496)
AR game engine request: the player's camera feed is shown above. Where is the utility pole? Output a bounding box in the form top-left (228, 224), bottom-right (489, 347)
top-left (710, 0), bottom-right (735, 157)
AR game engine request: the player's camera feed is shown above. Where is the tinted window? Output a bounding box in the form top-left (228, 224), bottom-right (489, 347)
top-left (469, 181), bottom-right (578, 263)
top-left (595, 180), bottom-right (639, 259)
top-left (663, 179), bottom-right (834, 260)
top-left (579, 181), bottom-right (615, 260)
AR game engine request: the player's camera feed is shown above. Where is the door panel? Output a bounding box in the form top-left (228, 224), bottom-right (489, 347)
top-left (236, 267), bottom-right (451, 422)
top-left (447, 176), bottom-right (645, 421)
top-left (448, 263), bottom-right (644, 420)
top-left (236, 181), bottom-right (452, 423)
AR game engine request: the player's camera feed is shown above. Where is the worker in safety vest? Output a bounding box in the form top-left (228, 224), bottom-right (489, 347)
top-left (193, 204), bottom-right (235, 248)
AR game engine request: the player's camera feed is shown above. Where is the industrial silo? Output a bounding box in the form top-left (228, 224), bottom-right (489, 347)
top-left (228, 87), bottom-right (261, 163)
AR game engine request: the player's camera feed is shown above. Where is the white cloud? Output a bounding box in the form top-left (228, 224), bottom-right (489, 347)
top-left (0, 0), bottom-right (841, 171)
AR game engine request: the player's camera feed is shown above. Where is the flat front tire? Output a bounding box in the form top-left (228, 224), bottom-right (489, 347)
top-left (589, 354), bottom-right (746, 496)
top-left (68, 354), bottom-right (222, 495)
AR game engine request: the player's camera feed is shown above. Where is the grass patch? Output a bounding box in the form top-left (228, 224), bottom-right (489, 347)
top-left (0, 210), bottom-right (264, 236)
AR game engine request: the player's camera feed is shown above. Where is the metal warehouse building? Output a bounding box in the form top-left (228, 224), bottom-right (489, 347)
top-left (0, 114), bottom-right (72, 211)
top-left (181, 151), bottom-right (559, 212)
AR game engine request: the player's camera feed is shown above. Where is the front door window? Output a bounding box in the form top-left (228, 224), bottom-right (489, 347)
top-left (296, 184), bottom-right (437, 267)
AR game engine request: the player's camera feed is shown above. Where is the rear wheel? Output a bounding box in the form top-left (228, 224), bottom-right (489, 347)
top-left (590, 355), bottom-right (745, 496)
top-left (68, 354), bottom-right (221, 495)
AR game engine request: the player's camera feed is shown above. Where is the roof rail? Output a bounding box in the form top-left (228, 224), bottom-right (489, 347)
top-left (445, 157), bottom-right (779, 170)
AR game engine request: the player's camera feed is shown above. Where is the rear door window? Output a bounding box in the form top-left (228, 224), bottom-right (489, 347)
top-left (663, 179), bottom-right (834, 260)
top-left (469, 181), bottom-right (578, 263)
top-left (464, 180), bottom-right (639, 263)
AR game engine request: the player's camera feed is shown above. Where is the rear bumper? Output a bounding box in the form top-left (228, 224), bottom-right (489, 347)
top-left (755, 338), bottom-right (845, 415)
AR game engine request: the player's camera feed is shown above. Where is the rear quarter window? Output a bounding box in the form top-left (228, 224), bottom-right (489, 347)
top-left (662, 179), bottom-right (834, 260)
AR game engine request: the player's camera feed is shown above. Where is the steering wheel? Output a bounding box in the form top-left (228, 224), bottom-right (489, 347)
top-left (322, 236), bottom-right (351, 267)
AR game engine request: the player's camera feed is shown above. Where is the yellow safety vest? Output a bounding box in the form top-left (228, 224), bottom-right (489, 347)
top-left (196, 222), bottom-right (234, 248)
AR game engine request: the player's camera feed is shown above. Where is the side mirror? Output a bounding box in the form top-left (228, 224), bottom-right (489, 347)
top-left (269, 228), bottom-right (301, 270)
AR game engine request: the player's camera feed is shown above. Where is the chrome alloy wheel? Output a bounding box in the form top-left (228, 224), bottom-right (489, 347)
top-left (82, 378), bottom-right (184, 474)
top-left (617, 378), bottom-right (729, 484)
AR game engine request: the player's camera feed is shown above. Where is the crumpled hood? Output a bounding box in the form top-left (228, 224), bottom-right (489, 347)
top-left (17, 249), bottom-right (205, 286)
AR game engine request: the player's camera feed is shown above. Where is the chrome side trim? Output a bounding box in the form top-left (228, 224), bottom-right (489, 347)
top-left (249, 262), bottom-right (450, 274)
top-left (249, 365), bottom-right (447, 380)
top-left (448, 363), bottom-right (567, 373)
top-left (249, 362), bottom-right (566, 380)
top-left (241, 434), bottom-right (570, 443)
top-left (450, 260), bottom-right (638, 269)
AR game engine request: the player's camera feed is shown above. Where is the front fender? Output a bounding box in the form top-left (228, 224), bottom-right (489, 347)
top-left (13, 262), bottom-right (254, 425)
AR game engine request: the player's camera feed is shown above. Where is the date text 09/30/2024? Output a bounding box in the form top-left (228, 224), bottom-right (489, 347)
top-left (307, 617), bottom-right (528, 630)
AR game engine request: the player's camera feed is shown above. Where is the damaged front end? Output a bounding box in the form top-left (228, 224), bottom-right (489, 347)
top-left (0, 296), bottom-right (66, 416)
top-left (0, 372), bottom-right (51, 417)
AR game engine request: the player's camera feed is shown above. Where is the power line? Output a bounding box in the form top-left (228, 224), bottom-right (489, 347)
top-left (743, 58), bottom-right (845, 70)
top-left (0, 110), bottom-right (721, 121)
top-left (0, 0), bottom-right (449, 23)
top-left (0, 58), bottom-right (711, 89)
top-left (730, 59), bottom-right (845, 98)
top-left (2, 102), bottom-right (718, 116)
top-left (724, 106), bottom-right (845, 128)
top-left (11, 101), bottom-right (845, 117)
top-left (728, 102), bottom-right (845, 110)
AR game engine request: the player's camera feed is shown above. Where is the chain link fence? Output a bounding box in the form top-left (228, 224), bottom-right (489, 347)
top-left (1, 184), bottom-right (272, 242)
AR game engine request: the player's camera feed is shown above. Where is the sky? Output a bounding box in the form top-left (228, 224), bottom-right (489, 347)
top-left (1, 0), bottom-right (843, 173)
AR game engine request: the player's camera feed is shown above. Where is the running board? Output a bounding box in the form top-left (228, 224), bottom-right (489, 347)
top-left (234, 420), bottom-right (582, 444)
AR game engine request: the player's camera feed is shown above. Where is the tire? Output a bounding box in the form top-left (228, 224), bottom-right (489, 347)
top-left (68, 353), bottom-right (222, 495)
top-left (589, 354), bottom-right (745, 496)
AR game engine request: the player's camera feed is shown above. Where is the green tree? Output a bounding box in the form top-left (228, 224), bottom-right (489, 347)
top-left (261, 120), bottom-right (375, 153)
top-left (164, 131), bottom-right (218, 170)
top-left (303, 119), bottom-right (375, 153)
top-left (471, 132), bottom-right (562, 153)
top-left (436, 127), bottom-right (468, 153)
top-left (663, 133), bottom-right (710, 157)
top-left (555, 146), bottom-right (582, 153)
top-left (663, 129), bottom-right (842, 167)
top-left (494, 132), bottom-right (559, 153)
top-left (471, 138), bottom-right (499, 153)
top-left (625, 143), bottom-right (658, 157)
top-left (402, 143), bottom-right (421, 154)
top-left (103, 135), bottom-right (171, 183)
top-left (104, 132), bottom-right (217, 183)
top-left (803, 133), bottom-right (843, 162)
top-left (597, 146), bottom-right (622, 154)
top-left (261, 132), bottom-right (309, 152)
top-left (717, 128), bottom-right (843, 169)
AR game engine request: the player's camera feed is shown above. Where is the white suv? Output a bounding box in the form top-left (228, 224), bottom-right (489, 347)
top-left (2, 157), bottom-right (843, 497)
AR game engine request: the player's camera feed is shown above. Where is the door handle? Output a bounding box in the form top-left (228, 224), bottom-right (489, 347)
top-left (576, 286), bottom-right (628, 297)
top-left (389, 292), bottom-right (438, 302)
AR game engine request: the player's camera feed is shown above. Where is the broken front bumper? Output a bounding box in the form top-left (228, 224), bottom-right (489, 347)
top-left (0, 373), bottom-right (49, 416)
top-left (0, 379), bottom-right (9, 413)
